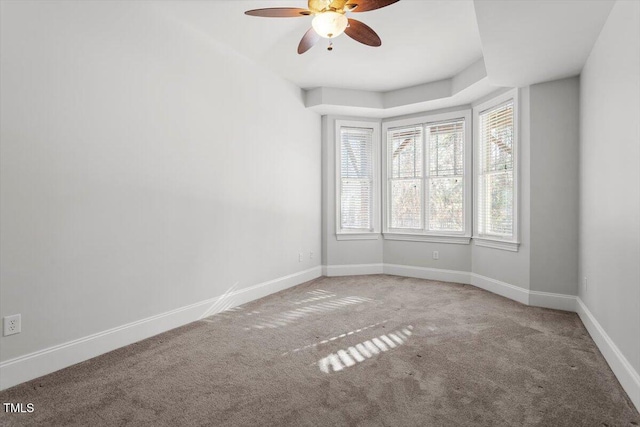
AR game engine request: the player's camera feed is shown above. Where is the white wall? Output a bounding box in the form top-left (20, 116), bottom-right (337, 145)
top-left (529, 77), bottom-right (580, 295)
top-left (579, 0), bottom-right (640, 375)
top-left (0, 1), bottom-right (320, 362)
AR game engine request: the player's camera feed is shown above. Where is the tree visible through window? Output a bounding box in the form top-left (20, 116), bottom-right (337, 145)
top-left (428, 121), bottom-right (464, 232)
top-left (387, 119), bottom-right (466, 234)
top-left (389, 126), bottom-right (422, 229)
top-left (477, 101), bottom-right (515, 238)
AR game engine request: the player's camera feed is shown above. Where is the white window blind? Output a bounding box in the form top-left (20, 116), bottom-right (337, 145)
top-left (427, 120), bottom-right (464, 232)
top-left (477, 101), bottom-right (515, 238)
top-left (388, 126), bottom-right (422, 229)
top-left (387, 119), bottom-right (466, 235)
top-left (340, 126), bottom-right (374, 231)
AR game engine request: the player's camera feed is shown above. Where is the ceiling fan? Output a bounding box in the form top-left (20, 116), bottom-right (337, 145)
top-left (245, 0), bottom-right (399, 54)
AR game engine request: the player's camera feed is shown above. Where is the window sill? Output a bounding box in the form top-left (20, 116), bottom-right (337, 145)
top-left (383, 233), bottom-right (471, 245)
top-left (473, 237), bottom-right (520, 252)
top-left (336, 233), bottom-right (380, 241)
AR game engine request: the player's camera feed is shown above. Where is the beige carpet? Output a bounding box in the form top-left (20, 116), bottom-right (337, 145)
top-left (1, 274), bottom-right (638, 426)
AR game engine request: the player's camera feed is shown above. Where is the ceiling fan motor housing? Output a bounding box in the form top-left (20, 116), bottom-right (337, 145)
top-left (312, 11), bottom-right (348, 39)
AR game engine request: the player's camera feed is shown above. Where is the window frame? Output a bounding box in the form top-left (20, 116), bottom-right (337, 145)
top-left (382, 110), bottom-right (472, 244)
top-left (473, 89), bottom-right (520, 252)
top-left (335, 119), bottom-right (381, 240)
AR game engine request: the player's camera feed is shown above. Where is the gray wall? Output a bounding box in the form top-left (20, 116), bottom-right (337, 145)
top-left (471, 87), bottom-right (531, 290)
top-left (322, 111), bottom-right (472, 271)
top-left (321, 116), bottom-right (384, 266)
top-left (579, 0), bottom-right (640, 373)
top-left (529, 77), bottom-right (580, 295)
top-left (380, 106), bottom-right (472, 272)
top-left (383, 240), bottom-right (471, 271)
top-left (0, 1), bottom-right (321, 362)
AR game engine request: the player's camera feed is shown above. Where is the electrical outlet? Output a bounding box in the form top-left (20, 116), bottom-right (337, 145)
top-left (432, 251), bottom-right (439, 260)
top-left (309, 251), bottom-right (314, 260)
top-left (3, 314), bottom-right (21, 336)
top-left (583, 277), bottom-right (588, 291)
top-left (298, 252), bottom-right (303, 262)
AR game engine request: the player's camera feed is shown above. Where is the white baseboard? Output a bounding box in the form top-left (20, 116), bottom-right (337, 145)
top-left (576, 298), bottom-right (640, 412)
top-left (469, 273), bottom-right (530, 305)
top-left (325, 264), bottom-right (576, 311)
top-left (529, 290), bottom-right (577, 312)
top-left (383, 263), bottom-right (471, 285)
top-left (199, 266), bottom-right (323, 318)
top-left (0, 266), bottom-right (322, 391)
top-left (323, 263), bottom-right (384, 276)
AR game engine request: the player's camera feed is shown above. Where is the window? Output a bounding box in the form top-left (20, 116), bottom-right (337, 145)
top-left (474, 90), bottom-right (519, 251)
top-left (427, 121), bottom-right (465, 232)
top-left (383, 111), bottom-right (471, 243)
top-left (388, 125), bottom-right (422, 229)
top-left (336, 121), bottom-right (380, 239)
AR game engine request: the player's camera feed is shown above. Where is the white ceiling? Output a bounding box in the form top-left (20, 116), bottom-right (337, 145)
top-left (156, 0), bottom-right (616, 117)
top-left (157, 0), bottom-right (484, 92)
top-left (474, 0), bottom-right (615, 87)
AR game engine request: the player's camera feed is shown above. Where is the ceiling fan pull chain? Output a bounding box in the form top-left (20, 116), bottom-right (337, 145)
top-left (328, 40), bottom-right (334, 51)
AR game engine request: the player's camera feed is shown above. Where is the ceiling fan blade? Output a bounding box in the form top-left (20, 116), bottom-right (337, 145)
top-left (346, 0), bottom-right (399, 13)
top-left (344, 18), bottom-right (381, 46)
top-left (298, 28), bottom-right (320, 54)
top-left (245, 8), bottom-right (311, 17)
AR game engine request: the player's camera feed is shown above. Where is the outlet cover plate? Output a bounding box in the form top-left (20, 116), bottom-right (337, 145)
top-left (3, 314), bottom-right (21, 336)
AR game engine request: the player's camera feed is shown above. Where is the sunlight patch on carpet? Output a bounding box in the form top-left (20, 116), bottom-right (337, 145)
top-left (247, 296), bottom-right (375, 330)
top-left (281, 320), bottom-right (390, 356)
top-left (318, 325), bottom-right (414, 373)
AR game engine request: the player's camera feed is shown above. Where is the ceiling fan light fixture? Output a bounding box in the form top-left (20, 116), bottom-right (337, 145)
top-left (312, 11), bottom-right (348, 38)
